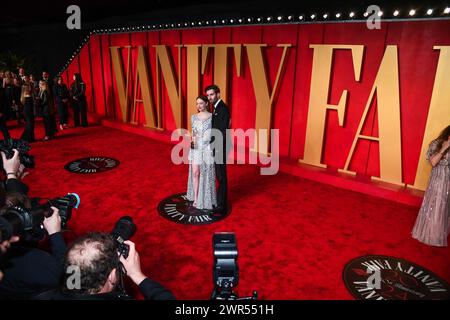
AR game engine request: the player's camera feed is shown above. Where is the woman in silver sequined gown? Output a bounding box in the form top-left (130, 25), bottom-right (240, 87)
top-left (186, 96), bottom-right (217, 210)
top-left (412, 125), bottom-right (450, 247)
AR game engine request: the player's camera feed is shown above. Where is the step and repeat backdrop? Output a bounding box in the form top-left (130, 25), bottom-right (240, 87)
top-left (62, 20), bottom-right (450, 191)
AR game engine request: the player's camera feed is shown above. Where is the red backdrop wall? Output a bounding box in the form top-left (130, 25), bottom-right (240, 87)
top-left (62, 20), bottom-right (450, 188)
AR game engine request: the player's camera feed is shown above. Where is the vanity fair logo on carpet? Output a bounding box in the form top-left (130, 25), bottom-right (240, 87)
top-left (343, 255), bottom-right (450, 300)
top-left (65, 157), bottom-right (120, 173)
top-left (158, 193), bottom-right (229, 225)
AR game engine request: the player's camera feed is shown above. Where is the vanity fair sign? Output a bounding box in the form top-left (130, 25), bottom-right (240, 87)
top-left (62, 20), bottom-right (450, 192)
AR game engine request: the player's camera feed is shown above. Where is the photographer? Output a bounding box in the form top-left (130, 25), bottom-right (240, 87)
top-left (0, 206), bottom-right (66, 299)
top-left (1, 149), bottom-right (29, 195)
top-left (0, 236), bottom-right (19, 282)
top-left (38, 232), bottom-right (175, 300)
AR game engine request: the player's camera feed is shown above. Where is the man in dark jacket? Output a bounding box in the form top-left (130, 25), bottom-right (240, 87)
top-left (0, 208), bottom-right (66, 299)
top-left (206, 85), bottom-right (231, 215)
top-left (37, 232), bottom-right (175, 300)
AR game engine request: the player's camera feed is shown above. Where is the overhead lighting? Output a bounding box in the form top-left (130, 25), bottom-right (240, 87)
top-left (247, 18), bottom-right (252, 22)
top-left (363, 12), bottom-right (369, 17)
top-left (299, 15), bottom-right (304, 20)
top-left (378, 11), bottom-right (383, 17)
top-left (444, 7), bottom-right (450, 14)
top-left (409, 9), bottom-right (416, 16)
top-left (427, 9), bottom-right (433, 15)
top-left (238, 18), bottom-right (242, 23)
top-left (336, 13), bottom-right (341, 18)
top-left (288, 15), bottom-right (293, 20)
top-left (311, 14), bottom-right (316, 19)
top-left (349, 12), bottom-right (355, 18)
top-left (277, 16), bottom-right (282, 21)
top-left (230, 19), bottom-right (234, 23)
top-left (257, 17), bottom-right (262, 22)
top-left (323, 13), bottom-right (328, 19)
top-left (267, 16), bottom-right (272, 21)
top-left (393, 10), bottom-right (399, 16)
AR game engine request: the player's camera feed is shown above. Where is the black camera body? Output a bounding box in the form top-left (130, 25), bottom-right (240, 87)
top-left (211, 232), bottom-right (257, 300)
top-left (110, 216), bottom-right (136, 259)
top-left (0, 193), bottom-right (80, 242)
top-left (0, 138), bottom-right (35, 169)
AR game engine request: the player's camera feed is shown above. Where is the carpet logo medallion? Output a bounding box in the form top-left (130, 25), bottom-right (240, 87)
top-left (343, 255), bottom-right (450, 300)
top-left (158, 193), bottom-right (229, 225)
top-left (65, 157), bottom-right (120, 174)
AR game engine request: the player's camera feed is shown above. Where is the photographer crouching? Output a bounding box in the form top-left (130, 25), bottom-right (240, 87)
top-left (37, 232), bottom-right (175, 300)
top-left (0, 206), bottom-right (66, 299)
top-left (0, 146), bottom-right (69, 299)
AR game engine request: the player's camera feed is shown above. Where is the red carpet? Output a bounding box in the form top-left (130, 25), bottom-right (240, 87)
top-left (7, 120), bottom-right (450, 299)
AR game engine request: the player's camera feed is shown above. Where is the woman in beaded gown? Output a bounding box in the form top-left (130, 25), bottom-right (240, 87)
top-left (186, 95), bottom-right (217, 210)
top-left (412, 125), bottom-right (450, 247)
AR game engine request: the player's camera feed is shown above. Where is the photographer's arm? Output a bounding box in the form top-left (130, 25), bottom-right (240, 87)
top-left (120, 240), bottom-right (176, 300)
top-left (43, 207), bottom-right (66, 265)
top-left (1, 150), bottom-right (29, 195)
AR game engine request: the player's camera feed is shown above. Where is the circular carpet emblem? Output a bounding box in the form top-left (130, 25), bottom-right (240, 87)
top-left (343, 255), bottom-right (450, 300)
top-left (65, 157), bottom-right (120, 174)
top-left (158, 193), bottom-right (230, 225)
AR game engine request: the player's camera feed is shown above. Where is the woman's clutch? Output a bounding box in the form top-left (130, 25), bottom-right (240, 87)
top-left (191, 128), bottom-right (198, 149)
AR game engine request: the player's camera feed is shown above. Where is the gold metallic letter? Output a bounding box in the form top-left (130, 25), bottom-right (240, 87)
top-left (300, 45), bottom-right (364, 167)
top-left (154, 45), bottom-right (182, 129)
top-left (202, 44), bottom-right (242, 103)
top-left (245, 44), bottom-right (291, 154)
top-left (110, 46), bottom-right (132, 121)
top-left (339, 46), bottom-right (403, 186)
top-left (185, 45), bottom-right (202, 131)
top-left (131, 46), bottom-right (157, 128)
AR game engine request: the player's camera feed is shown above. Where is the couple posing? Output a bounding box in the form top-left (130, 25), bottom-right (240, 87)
top-left (186, 85), bottom-right (230, 215)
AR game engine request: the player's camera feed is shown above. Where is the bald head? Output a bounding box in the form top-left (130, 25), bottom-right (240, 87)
top-left (64, 232), bottom-right (118, 294)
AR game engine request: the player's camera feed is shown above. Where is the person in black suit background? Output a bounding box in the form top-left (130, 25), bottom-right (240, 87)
top-left (41, 71), bottom-right (53, 97)
top-left (70, 73), bottom-right (88, 127)
top-left (53, 76), bottom-right (70, 130)
top-left (37, 80), bottom-right (56, 141)
top-left (0, 71), bottom-right (7, 139)
top-left (20, 76), bottom-right (35, 142)
top-left (205, 85), bottom-right (231, 214)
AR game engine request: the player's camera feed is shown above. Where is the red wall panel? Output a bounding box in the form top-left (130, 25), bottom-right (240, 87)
top-left (159, 30), bottom-right (182, 131)
top-left (261, 25), bottom-right (298, 157)
top-left (385, 20), bottom-right (450, 184)
top-left (79, 45), bottom-right (93, 112)
top-left (181, 28), bottom-right (214, 125)
top-left (101, 34), bottom-right (115, 118)
top-left (290, 24), bottom-right (325, 160)
top-left (109, 33), bottom-right (131, 122)
top-left (89, 35), bottom-right (106, 116)
top-left (321, 22), bottom-right (388, 175)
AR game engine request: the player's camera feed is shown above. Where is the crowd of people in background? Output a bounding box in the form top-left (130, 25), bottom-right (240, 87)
top-left (0, 68), bottom-right (88, 142)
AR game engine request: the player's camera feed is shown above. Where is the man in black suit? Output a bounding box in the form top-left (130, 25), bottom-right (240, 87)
top-left (206, 85), bottom-right (231, 215)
